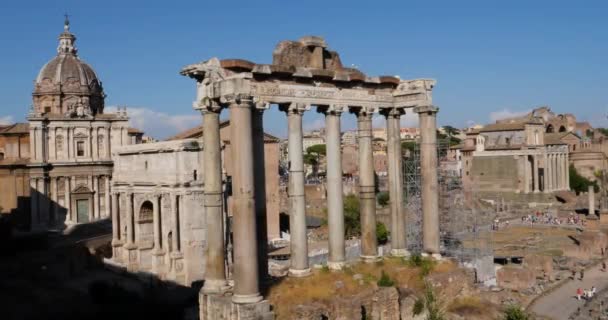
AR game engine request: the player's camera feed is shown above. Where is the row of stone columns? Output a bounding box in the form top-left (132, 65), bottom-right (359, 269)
top-left (544, 152), bottom-right (569, 192)
top-left (198, 98), bottom-right (441, 304)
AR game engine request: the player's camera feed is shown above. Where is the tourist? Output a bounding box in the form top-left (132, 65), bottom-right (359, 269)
top-left (602, 261), bottom-right (606, 272)
top-left (572, 270), bottom-right (577, 280)
top-left (577, 288), bottom-right (583, 300)
top-left (584, 289), bottom-right (589, 300)
top-left (592, 286), bottom-right (597, 296)
top-left (580, 270), bottom-right (585, 280)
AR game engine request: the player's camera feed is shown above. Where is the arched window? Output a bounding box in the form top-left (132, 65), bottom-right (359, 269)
top-left (546, 125), bottom-right (554, 133)
top-left (0, 152), bottom-right (4, 160)
top-left (559, 126), bottom-right (566, 132)
top-left (139, 201), bottom-right (153, 221)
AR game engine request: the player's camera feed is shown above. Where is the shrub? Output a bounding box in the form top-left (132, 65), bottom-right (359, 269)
top-left (320, 264), bottom-right (330, 273)
top-left (413, 298), bottom-right (425, 316)
top-left (377, 270), bottom-right (395, 287)
top-left (569, 164), bottom-right (599, 194)
top-left (424, 284), bottom-right (444, 320)
top-left (344, 194), bottom-right (361, 237)
top-left (377, 191), bottom-right (390, 207)
top-left (407, 254), bottom-right (436, 277)
top-left (376, 222), bottom-right (389, 244)
top-left (503, 305), bottom-right (529, 320)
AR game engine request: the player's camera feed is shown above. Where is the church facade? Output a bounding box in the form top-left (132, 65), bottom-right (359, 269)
top-left (0, 18), bottom-right (140, 230)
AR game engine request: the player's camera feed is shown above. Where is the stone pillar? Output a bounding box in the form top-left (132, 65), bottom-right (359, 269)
top-left (565, 152), bottom-right (570, 190)
top-left (201, 105), bottom-right (228, 293)
top-left (92, 127), bottom-right (98, 160)
top-left (383, 108), bottom-right (408, 256)
top-left (104, 177), bottom-right (111, 218)
top-left (171, 193), bottom-right (181, 253)
top-left (320, 104), bottom-right (346, 269)
top-left (280, 102), bottom-right (311, 276)
top-left (352, 106), bottom-right (378, 261)
top-left (64, 177), bottom-right (72, 223)
top-left (50, 177), bottom-right (58, 224)
top-left (35, 127), bottom-right (44, 162)
top-left (562, 153), bottom-right (568, 190)
top-left (229, 97), bottom-right (263, 303)
top-left (532, 155), bottom-right (539, 192)
top-left (125, 192), bottom-right (135, 246)
top-left (415, 106), bottom-right (441, 257)
top-left (590, 185), bottom-right (596, 215)
top-left (29, 127), bottom-right (36, 161)
top-left (111, 193), bottom-right (121, 243)
top-left (93, 176), bottom-right (99, 220)
top-left (30, 178), bottom-right (39, 229)
top-left (49, 127), bottom-right (56, 161)
top-left (153, 193), bottom-right (162, 250)
top-left (547, 154), bottom-right (554, 192)
top-left (554, 154), bottom-right (560, 190)
top-left (543, 154), bottom-right (549, 193)
top-left (252, 103), bottom-right (269, 284)
top-left (523, 156), bottom-right (530, 194)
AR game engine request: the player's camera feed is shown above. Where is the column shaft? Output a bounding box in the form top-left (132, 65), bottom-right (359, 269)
top-left (355, 108), bottom-right (378, 260)
top-left (590, 185), bottom-right (596, 215)
top-left (324, 108), bottom-right (345, 268)
top-left (93, 176), bottom-right (99, 220)
top-left (283, 103), bottom-right (310, 275)
top-left (201, 109), bottom-right (227, 293)
top-left (230, 100), bottom-right (262, 303)
top-left (50, 177), bottom-right (58, 223)
top-left (565, 153), bottom-right (570, 190)
top-left (386, 109), bottom-right (408, 255)
top-left (533, 155), bottom-right (539, 192)
top-left (111, 192), bottom-right (120, 243)
top-left (547, 154), bottom-right (554, 192)
top-left (104, 177), bottom-right (111, 218)
top-left (417, 106), bottom-right (440, 256)
top-left (252, 107), bottom-right (269, 283)
top-left (126, 192), bottom-right (135, 245)
top-left (30, 178), bottom-right (39, 229)
top-left (64, 177), bottom-right (71, 223)
top-left (171, 193), bottom-right (180, 252)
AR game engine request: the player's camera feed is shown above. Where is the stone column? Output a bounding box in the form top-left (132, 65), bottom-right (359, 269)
top-left (49, 127), bottom-right (56, 161)
top-left (171, 193), bottom-right (180, 253)
top-left (252, 102), bottom-right (269, 284)
top-left (415, 105), bottom-right (441, 257)
top-left (590, 185), bottom-right (596, 215)
top-left (92, 127), bottom-right (98, 160)
top-left (280, 102), bottom-right (311, 276)
top-left (320, 104), bottom-right (346, 269)
top-left (200, 105), bottom-right (227, 293)
top-left (30, 178), bottom-right (39, 229)
top-left (383, 108), bottom-right (408, 256)
top-left (351, 106), bottom-right (378, 261)
top-left (35, 127), bottom-right (44, 162)
top-left (152, 193), bottom-right (162, 250)
top-left (565, 153), bottom-right (570, 190)
top-left (111, 192), bottom-right (121, 244)
top-left (93, 176), bottom-right (99, 220)
top-left (64, 177), bottom-right (72, 223)
top-left (533, 155), bottom-right (540, 193)
top-left (230, 96), bottom-right (263, 303)
top-left (125, 192), bottom-right (135, 246)
top-left (523, 156), bottom-right (530, 194)
top-left (547, 154), bottom-right (554, 192)
top-left (50, 177), bottom-right (58, 224)
top-left (104, 177), bottom-right (111, 218)
top-left (561, 153), bottom-right (568, 190)
top-left (554, 154), bottom-right (560, 190)
top-left (29, 127), bottom-right (36, 161)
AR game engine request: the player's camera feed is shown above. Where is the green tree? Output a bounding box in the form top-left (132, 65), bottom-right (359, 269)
top-left (377, 191), bottom-right (390, 207)
top-left (306, 144), bottom-right (326, 156)
top-left (376, 222), bottom-right (389, 244)
top-left (402, 141), bottom-right (417, 154)
top-left (569, 164), bottom-right (599, 194)
top-left (304, 144), bottom-right (326, 179)
top-left (344, 194), bottom-right (360, 237)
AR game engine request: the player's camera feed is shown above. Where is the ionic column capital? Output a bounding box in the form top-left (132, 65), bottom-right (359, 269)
top-left (317, 104), bottom-right (347, 116)
top-left (279, 102), bottom-right (310, 115)
top-left (380, 107), bottom-right (406, 119)
top-left (349, 105), bottom-right (377, 118)
top-left (252, 96), bottom-right (270, 111)
top-left (221, 93), bottom-right (254, 107)
top-left (196, 98), bottom-right (223, 114)
top-left (414, 105), bottom-right (439, 115)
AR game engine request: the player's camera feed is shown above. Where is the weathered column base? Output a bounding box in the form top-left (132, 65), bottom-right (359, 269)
top-left (202, 279), bottom-right (231, 295)
top-left (123, 243), bottom-right (139, 272)
top-left (233, 293), bottom-right (264, 304)
top-left (170, 252), bottom-right (185, 285)
top-left (327, 261), bottom-right (346, 271)
top-left (152, 249), bottom-right (166, 279)
top-left (111, 240), bottom-right (124, 262)
top-left (390, 248), bottom-right (411, 257)
top-left (422, 252), bottom-right (443, 261)
top-left (360, 255), bottom-right (381, 263)
top-left (200, 292), bottom-right (274, 320)
top-left (288, 267), bottom-right (312, 278)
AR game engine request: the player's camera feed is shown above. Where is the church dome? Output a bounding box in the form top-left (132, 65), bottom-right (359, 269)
top-left (32, 17), bottom-right (105, 117)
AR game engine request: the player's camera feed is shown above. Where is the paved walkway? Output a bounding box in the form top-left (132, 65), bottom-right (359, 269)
top-left (530, 261), bottom-right (608, 320)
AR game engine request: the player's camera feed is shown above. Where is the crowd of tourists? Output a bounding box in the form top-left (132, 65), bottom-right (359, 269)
top-left (520, 211), bottom-right (586, 226)
top-left (576, 286), bottom-right (597, 300)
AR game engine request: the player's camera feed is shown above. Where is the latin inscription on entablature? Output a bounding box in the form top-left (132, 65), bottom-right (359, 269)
top-left (250, 83), bottom-right (393, 106)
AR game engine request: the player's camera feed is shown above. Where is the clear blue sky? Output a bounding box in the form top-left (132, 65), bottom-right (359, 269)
top-left (0, 0), bottom-right (606, 139)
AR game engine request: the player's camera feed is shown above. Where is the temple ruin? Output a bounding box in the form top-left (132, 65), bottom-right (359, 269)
top-left (181, 36), bottom-right (440, 319)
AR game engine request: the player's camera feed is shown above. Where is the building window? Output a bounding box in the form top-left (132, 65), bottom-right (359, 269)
top-left (0, 152), bottom-right (4, 160)
top-left (76, 141), bottom-right (85, 157)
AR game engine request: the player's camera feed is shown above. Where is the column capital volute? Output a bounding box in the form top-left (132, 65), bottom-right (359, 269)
top-left (279, 102), bottom-right (310, 115)
top-left (252, 96), bottom-right (270, 111)
top-left (413, 105), bottom-right (439, 115)
top-left (195, 97), bottom-right (223, 114)
top-left (220, 93), bottom-right (254, 107)
top-left (349, 105), bottom-right (377, 117)
top-left (379, 107), bottom-right (405, 118)
top-left (317, 104), bottom-right (347, 116)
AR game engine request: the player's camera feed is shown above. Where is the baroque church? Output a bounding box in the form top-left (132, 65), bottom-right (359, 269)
top-left (0, 18), bottom-right (142, 230)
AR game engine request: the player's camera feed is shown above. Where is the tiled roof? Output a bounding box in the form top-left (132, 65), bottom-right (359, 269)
top-left (0, 123), bottom-right (29, 135)
top-left (167, 120), bottom-right (281, 143)
top-left (544, 132), bottom-right (578, 145)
